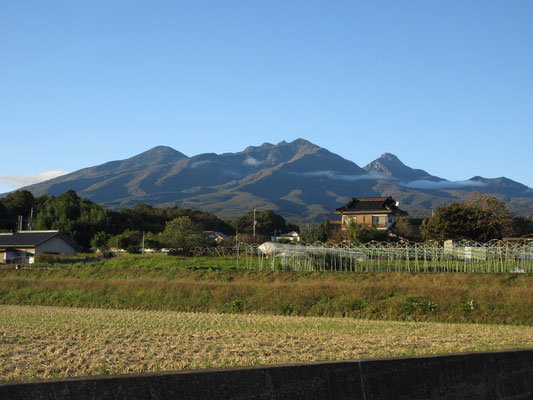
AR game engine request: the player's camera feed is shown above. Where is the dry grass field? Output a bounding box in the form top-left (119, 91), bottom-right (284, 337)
top-left (2, 264), bottom-right (532, 324)
top-left (1, 304), bottom-right (533, 382)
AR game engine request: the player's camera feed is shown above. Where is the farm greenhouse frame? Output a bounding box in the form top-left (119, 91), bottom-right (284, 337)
top-left (240, 241), bottom-right (533, 273)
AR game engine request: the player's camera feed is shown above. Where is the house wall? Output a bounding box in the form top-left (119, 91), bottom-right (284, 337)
top-left (36, 237), bottom-right (77, 255)
top-left (342, 214), bottom-right (392, 230)
top-left (1, 249), bottom-right (34, 264)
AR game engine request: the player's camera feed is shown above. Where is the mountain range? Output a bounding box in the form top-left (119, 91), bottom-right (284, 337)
top-left (18, 139), bottom-right (533, 224)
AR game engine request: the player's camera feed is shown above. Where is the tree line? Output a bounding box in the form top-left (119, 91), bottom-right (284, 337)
top-left (0, 190), bottom-right (298, 252)
top-left (2, 189), bottom-right (531, 251)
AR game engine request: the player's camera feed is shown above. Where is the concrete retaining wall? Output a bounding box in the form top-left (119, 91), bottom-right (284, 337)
top-left (1, 349), bottom-right (532, 399)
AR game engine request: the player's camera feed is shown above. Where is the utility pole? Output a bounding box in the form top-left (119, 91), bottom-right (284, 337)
top-left (142, 231), bottom-right (145, 255)
top-left (253, 209), bottom-right (257, 243)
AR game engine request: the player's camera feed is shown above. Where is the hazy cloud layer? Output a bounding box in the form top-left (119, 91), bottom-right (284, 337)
top-left (243, 156), bottom-right (264, 167)
top-left (404, 179), bottom-right (487, 190)
top-left (0, 170), bottom-right (69, 188)
top-left (190, 160), bottom-right (211, 168)
top-left (291, 170), bottom-right (386, 181)
top-left (290, 170), bottom-right (489, 190)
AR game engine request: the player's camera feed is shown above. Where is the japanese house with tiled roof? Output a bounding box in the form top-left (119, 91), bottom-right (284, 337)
top-left (334, 196), bottom-right (407, 230)
top-left (0, 230), bottom-right (80, 264)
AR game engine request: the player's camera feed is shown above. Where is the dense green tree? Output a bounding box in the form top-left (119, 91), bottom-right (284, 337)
top-left (90, 231), bottom-right (111, 251)
top-left (118, 204), bottom-right (167, 234)
top-left (159, 216), bottom-right (214, 254)
top-left (169, 208), bottom-right (233, 234)
top-left (2, 190), bottom-right (35, 219)
top-left (302, 220), bottom-right (330, 243)
top-left (33, 191), bottom-right (118, 249)
top-left (143, 231), bottom-right (161, 250)
top-left (392, 216), bottom-right (415, 239)
top-left (1, 189), bottom-right (307, 249)
top-left (507, 216), bottom-right (533, 237)
top-left (0, 201), bottom-right (15, 231)
top-left (346, 222), bottom-right (389, 243)
top-left (464, 191), bottom-right (512, 235)
top-left (0, 201), bottom-right (8, 218)
top-left (421, 193), bottom-right (512, 242)
top-left (108, 230), bottom-right (142, 251)
top-left (117, 204), bottom-right (233, 235)
top-left (231, 210), bottom-right (297, 236)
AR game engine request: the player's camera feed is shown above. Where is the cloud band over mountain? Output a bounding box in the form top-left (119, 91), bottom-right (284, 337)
top-left (290, 171), bottom-right (387, 181)
top-left (404, 180), bottom-right (487, 190)
top-left (290, 171), bottom-right (489, 190)
top-left (0, 171), bottom-right (69, 189)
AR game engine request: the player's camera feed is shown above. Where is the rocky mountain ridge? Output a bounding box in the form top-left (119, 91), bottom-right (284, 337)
top-left (18, 139), bottom-right (533, 224)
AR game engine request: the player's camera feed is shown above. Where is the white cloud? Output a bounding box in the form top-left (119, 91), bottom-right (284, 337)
top-left (243, 156), bottom-right (264, 167)
top-left (190, 160), bottom-right (211, 168)
top-left (291, 170), bottom-right (386, 181)
top-left (404, 179), bottom-right (487, 190)
top-left (0, 170), bottom-right (69, 188)
top-left (289, 171), bottom-right (490, 190)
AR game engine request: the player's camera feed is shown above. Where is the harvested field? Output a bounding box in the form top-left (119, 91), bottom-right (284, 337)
top-left (1, 305), bottom-right (533, 382)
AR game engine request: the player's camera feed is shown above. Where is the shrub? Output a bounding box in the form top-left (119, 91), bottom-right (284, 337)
top-left (462, 299), bottom-right (476, 312)
top-left (402, 295), bottom-right (438, 315)
top-left (126, 245), bottom-right (139, 254)
top-left (350, 299), bottom-right (367, 311)
top-left (34, 254), bottom-right (79, 264)
top-left (280, 302), bottom-right (294, 316)
top-left (229, 299), bottom-right (243, 313)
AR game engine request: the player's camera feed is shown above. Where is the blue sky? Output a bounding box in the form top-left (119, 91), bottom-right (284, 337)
top-left (1, 1), bottom-right (532, 193)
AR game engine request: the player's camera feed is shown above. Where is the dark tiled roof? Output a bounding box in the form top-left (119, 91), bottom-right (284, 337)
top-left (335, 196), bottom-right (407, 215)
top-left (0, 231), bottom-right (79, 249)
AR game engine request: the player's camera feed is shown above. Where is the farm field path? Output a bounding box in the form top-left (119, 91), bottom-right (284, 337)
top-left (1, 305), bottom-right (533, 382)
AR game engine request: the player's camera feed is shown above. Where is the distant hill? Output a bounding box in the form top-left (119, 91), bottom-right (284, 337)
top-left (19, 139), bottom-right (533, 224)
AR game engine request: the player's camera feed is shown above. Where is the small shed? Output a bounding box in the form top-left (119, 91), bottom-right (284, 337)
top-left (0, 230), bottom-right (80, 264)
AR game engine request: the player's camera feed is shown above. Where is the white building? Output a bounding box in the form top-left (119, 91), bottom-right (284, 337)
top-left (0, 230), bottom-right (80, 264)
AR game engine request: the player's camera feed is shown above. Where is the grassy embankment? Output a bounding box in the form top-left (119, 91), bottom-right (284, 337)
top-left (2, 305), bottom-right (533, 381)
top-left (1, 254), bottom-right (532, 324)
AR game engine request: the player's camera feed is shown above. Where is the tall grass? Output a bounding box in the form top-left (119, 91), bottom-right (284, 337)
top-left (1, 257), bottom-right (532, 324)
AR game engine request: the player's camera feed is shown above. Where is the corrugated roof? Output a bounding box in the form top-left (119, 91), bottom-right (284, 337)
top-left (0, 231), bottom-right (78, 249)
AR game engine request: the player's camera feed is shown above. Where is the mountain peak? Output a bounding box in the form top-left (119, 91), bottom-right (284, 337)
top-left (379, 153), bottom-right (401, 161)
top-left (364, 153), bottom-right (443, 183)
top-left (243, 142), bottom-right (274, 153)
top-left (291, 138), bottom-right (318, 147)
top-left (148, 145), bottom-right (180, 152)
top-left (127, 146), bottom-right (188, 167)
top-left (243, 139), bottom-right (319, 153)
top-left (467, 176), bottom-right (530, 193)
